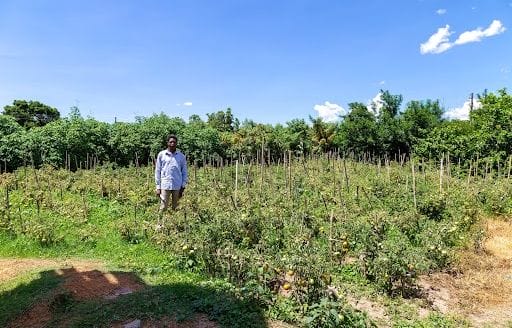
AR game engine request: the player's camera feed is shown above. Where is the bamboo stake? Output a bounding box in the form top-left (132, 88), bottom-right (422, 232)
top-left (411, 156), bottom-right (417, 212)
top-left (439, 154), bottom-right (444, 193)
top-left (386, 158), bottom-right (391, 183)
top-left (343, 155), bottom-right (349, 191)
top-left (288, 151), bottom-right (292, 198)
top-left (467, 160), bottom-right (472, 186)
top-left (329, 209), bottom-right (334, 256)
top-left (508, 155), bottom-right (512, 179)
top-left (234, 160), bottom-right (238, 207)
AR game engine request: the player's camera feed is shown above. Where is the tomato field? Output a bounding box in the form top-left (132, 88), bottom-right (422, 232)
top-left (1, 155), bottom-right (511, 327)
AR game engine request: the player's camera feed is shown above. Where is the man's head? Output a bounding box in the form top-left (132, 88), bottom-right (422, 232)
top-left (167, 134), bottom-right (178, 152)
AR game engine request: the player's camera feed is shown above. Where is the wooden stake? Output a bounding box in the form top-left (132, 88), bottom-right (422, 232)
top-left (411, 156), bottom-right (417, 211)
top-left (439, 154), bottom-right (444, 193)
top-left (234, 160), bottom-right (238, 207)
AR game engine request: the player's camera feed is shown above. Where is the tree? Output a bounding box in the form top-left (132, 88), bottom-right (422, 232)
top-left (401, 99), bottom-right (444, 149)
top-left (415, 120), bottom-right (475, 161)
top-left (206, 108), bottom-right (239, 132)
top-left (181, 119), bottom-right (222, 164)
top-left (3, 100), bottom-right (60, 128)
top-left (379, 90), bottom-right (403, 118)
top-left (0, 114), bottom-right (23, 136)
top-left (286, 118), bottom-right (311, 155)
top-left (310, 116), bottom-right (336, 153)
top-left (469, 89), bottom-right (512, 160)
top-left (375, 90), bottom-right (407, 156)
top-left (337, 102), bottom-right (379, 155)
top-left (0, 115), bottom-right (26, 171)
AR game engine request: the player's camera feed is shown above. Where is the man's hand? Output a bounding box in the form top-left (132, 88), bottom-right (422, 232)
top-left (156, 188), bottom-right (161, 196)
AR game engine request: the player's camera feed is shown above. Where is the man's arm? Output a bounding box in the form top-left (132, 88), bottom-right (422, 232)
top-left (155, 153), bottom-right (162, 194)
top-left (181, 154), bottom-right (188, 188)
top-left (179, 154), bottom-right (188, 197)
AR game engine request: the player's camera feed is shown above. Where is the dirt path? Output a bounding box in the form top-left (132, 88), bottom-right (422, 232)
top-left (420, 219), bottom-right (512, 327)
top-left (0, 258), bottom-right (105, 282)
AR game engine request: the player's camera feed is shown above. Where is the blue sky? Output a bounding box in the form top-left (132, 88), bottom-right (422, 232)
top-left (0, 0), bottom-right (510, 124)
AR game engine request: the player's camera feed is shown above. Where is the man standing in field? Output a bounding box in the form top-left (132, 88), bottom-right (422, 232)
top-left (155, 134), bottom-right (188, 225)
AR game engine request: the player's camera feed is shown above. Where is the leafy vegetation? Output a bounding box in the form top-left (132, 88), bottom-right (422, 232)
top-left (1, 88), bottom-right (511, 173)
top-left (1, 153), bottom-right (510, 326)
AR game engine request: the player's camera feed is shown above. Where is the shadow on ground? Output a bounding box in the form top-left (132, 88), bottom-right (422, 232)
top-left (1, 267), bottom-right (268, 328)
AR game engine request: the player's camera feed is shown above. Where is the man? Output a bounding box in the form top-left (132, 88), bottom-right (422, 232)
top-left (155, 134), bottom-right (188, 224)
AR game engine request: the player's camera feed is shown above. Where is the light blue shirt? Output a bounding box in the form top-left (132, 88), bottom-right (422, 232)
top-left (155, 149), bottom-right (188, 190)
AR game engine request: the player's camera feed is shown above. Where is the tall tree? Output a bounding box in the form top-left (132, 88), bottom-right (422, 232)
top-left (379, 90), bottom-right (403, 118)
top-left (469, 89), bottom-right (512, 160)
top-left (375, 90), bottom-right (407, 155)
top-left (310, 116), bottom-right (336, 153)
top-left (337, 102), bottom-right (379, 155)
top-left (206, 108), bottom-right (239, 132)
top-left (401, 99), bottom-right (444, 149)
top-left (3, 100), bottom-right (60, 128)
top-left (286, 118), bottom-right (311, 154)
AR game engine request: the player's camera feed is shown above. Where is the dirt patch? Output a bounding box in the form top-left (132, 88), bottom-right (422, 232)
top-left (0, 258), bottom-right (56, 282)
top-left (419, 219), bottom-right (512, 327)
top-left (346, 295), bottom-right (390, 327)
top-left (60, 267), bottom-right (144, 300)
top-left (2, 259), bottom-right (286, 327)
top-left (3, 259), bottom-right (145, 328)
top-left (0, 258), bottom-right (105, 283)
top-left (8, 301), bottom-right (52, 328)
top-left (112, 314), bottom-right (219, 328)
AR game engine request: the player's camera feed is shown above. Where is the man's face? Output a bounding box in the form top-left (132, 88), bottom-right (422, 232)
top-left (167, 138), bottom-right (177, 151)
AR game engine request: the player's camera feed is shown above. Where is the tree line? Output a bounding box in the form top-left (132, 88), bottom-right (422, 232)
top-left (1, 89), bottom-right (511, 172)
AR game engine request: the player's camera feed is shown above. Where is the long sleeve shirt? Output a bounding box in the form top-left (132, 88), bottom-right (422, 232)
top-left (155, 149), bottom-right (188, 190)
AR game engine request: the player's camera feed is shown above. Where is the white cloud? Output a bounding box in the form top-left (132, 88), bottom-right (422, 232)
top-left (367, 92), bottom-right (384, 116)
top-left (443, 98), bottom-right (482, 120)
top-left (436, 8), bottom-right (447, 15)
top-left (421, 20), bottom-right (506, 54)
top-left (420, 25), bottom-right (453, 54)
top-left (176, 102), bottom-right (193, 107)
top-left (314, 101), bottom-right (345, 122)
top-left (454, 20), bottom-right (506, 45)
top-left (379, 80), bottom-right (386, 85)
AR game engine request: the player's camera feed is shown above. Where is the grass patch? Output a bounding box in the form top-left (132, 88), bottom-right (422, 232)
top-left (0, 270), bottom-right (62, 326)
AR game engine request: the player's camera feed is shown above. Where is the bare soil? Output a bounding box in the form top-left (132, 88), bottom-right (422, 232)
top-left (419, 219), bottom-right (512, 327)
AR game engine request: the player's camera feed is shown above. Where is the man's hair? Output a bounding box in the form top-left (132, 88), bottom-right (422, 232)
top-left (167, 134), bottom-right (178, 142)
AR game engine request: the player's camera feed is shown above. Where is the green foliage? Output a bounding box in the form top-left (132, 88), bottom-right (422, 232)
top-left (286, 118), bottom-right (311, 155)
top-left (206, 107), bottom-right (239, 132)
top-left (0, 114), bottom-right (23, 135)
top-left (181, 120), bottom-right (223, 163)
top-left (337, 102), bottom-right (378, 154)
top-left (417, 89), bottom-right (512, 164)
top-left (394, 312), bottom-right (470, 327)
top-left (401, 100), bottom-right (443, 148)
top-left (0, 156), bottom-right (507, 326)
top-left (3, 100), bottom-right (60, 128)
top-left (2, 88), bottom-right (512, 174)
top-left (303, 297), bottom-right (375, 327)
top-left (310, 117), bottom-right (336, 153)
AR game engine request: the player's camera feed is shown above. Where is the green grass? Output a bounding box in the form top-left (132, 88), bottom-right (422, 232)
top-left (0, 270), bottom-right (63, 325)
